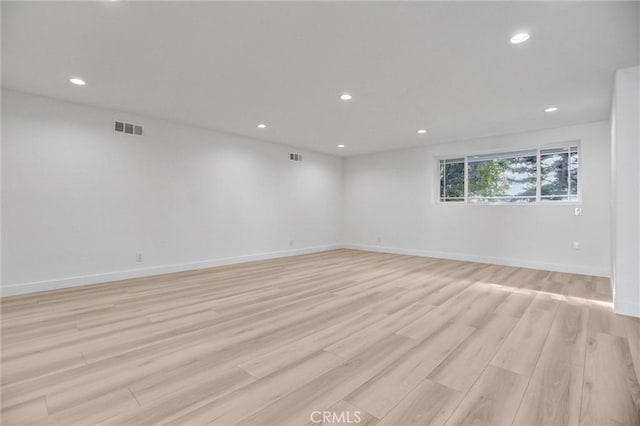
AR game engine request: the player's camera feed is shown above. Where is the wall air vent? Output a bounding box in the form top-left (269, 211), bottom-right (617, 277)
top-left (114, 121), bottom-right (143, 136)
top-left (289, 152), bottom-right (303, 162)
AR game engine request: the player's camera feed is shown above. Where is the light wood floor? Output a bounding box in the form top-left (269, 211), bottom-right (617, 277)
top-left (2, 249), bottom-right (639, 426)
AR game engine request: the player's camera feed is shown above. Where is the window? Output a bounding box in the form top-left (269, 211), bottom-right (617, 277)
top-left (540, 146), bottom-right (579, 201)
top-left (468, 150), bottom-right (537, 203)
top-left (439, 158), bottom-right (465, 202)
top-left (438, 145), bottom-right (579, 204)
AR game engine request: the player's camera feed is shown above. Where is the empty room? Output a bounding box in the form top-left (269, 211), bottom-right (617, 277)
top-left (1, 1), bottom-right (639, 425)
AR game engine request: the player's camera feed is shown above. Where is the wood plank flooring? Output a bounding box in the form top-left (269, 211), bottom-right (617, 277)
top-left (1, 249), bottom-right (639, 425)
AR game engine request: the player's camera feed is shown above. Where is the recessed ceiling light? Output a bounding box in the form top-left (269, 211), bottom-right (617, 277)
top-left (417, 129), bottom-right (427, 134)
top-left (337, 144), bottom-right (345, 148)
top-left (510, 33), bottom-right (530, 44)
top-left (544, 106), bottom-right (559, 112)
top-left (257, 123), bottom-right (267, 129)
top-left (340, 93), bottom-right (352, 101)
top-left (69, 78), bottom-right (86, 86)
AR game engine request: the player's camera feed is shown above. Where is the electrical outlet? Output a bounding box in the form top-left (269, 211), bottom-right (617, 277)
top-left (574, 207), bottom-right (582, 216)
top-left (136, 253), bottom-right (143, 262)
top-left (572, 241), bottom-right (580, 250)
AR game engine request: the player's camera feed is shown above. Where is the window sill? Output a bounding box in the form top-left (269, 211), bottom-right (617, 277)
top-left (436, 200), bottom-right (583, 206)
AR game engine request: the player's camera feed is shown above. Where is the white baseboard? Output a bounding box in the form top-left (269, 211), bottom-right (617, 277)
top-left (1, 244), bottom-right (342, 297)
top-left (343, 243), bottom-right (611, 278)
top-left (2, 243), bottom-right (612, 298)
top-left (614, 299), bottom-right (640, 318)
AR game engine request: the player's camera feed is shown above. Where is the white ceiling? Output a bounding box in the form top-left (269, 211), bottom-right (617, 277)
top-left (2, 1), bottom-right (638, 156)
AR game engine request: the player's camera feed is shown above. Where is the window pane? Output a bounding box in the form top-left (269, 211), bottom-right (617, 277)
top-left (467, 152), bottom-right (537, 203)
top-left (540, 146), bottom-right (578, 200)
top-left (570, 148), bottom-right (578, 197)
top-left (439, 159), bottom-right (464, 202)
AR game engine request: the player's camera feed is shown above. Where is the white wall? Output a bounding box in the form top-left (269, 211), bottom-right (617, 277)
top-left (344, 121), bottom-right (611, 277)
top-left (1, 89), bottom-right (343, 296)
top-left (611, 66), bottom-right (640, 317)
top-left (1, 89), bottom-right (619, 299)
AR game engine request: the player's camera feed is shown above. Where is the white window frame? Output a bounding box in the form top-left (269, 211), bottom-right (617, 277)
top-left (435, 140), bottom-right (582, 205)
top-left (439, 157), bottom-right (466, 202)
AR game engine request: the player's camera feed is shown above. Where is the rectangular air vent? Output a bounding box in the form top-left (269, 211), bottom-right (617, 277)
top-left (114, 120), bottom-right (143, 136)
top-left (289, 152), bottom-right (303, 161)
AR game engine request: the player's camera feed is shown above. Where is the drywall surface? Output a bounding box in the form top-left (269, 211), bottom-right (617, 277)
top-left (611, 66), bottom-right (640, 317)
top-left (2, 89), bottom-right (618, 299)
top-left (344, 121), bottom-right (611, 278)
top-left (1, 89), bottom-right (343, 295)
